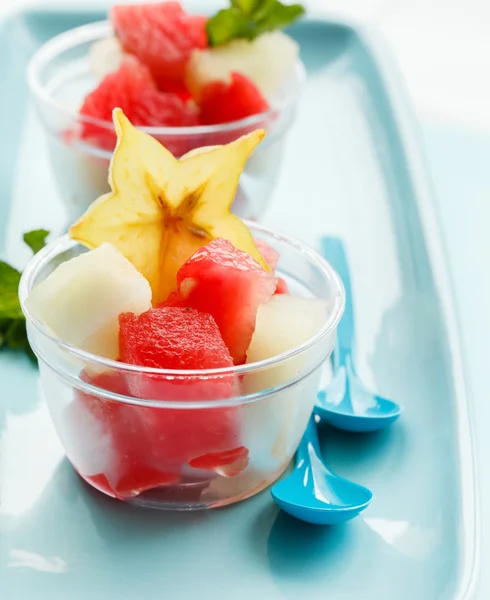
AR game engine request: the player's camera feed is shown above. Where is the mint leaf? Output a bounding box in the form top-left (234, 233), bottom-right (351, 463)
top-left (5, 319), bottom-right (35, 360)
top-left (0, 228), bottom-right (50, 360)
top-left (5, 319), bottom-right (28, 350)
top-left (207, 8), bottom-right (251, 46)
top-left (253, 1), bottom-right (305, 35)
top-left (231, 0), bottom-right (261, 15)
top-left (23, 229), bottom-right (49, 255)
top-left (208, 0), bottom-right (304, 46)
top-left (0, 261), bottom-right (23, 319)
top-left (250, 0), bottom-right (276, 21)
top-left (0, 318), bottom-right (10, 348)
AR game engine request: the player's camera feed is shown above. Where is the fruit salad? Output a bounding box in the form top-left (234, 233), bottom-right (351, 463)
top-left (20, 109), bottom-right (343, 509)
top-left (28, 1), bottom-right (305, 222)
top-left (83, 0), bottom-right (303, 151)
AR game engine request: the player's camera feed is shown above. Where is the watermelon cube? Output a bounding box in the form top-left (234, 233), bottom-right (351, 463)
top-left (254, 238), bottom-right (280, 271)
top-left (163, 239), bottom-right (277, 364)
top-left (80, 56), bottom-right (200, 152)
top-left (68, 370), bottom-right (179, 499)
top-left (198, 72), bottom-right (270, 125)
top-left (111, 2), bottom-right (208, 90)
top-left (118, 307), bottom-right (248, 476)
top-left (253, 238), bottom-right (289, 294)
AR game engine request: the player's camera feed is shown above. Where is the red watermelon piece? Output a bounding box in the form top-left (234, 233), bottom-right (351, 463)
top-left (79, 56), bottom-right (199, 151)
top-left (188, 446), bottom-right (249, 477)
top-left (199, 72), bottom-right (270, 125)
top-left (254, 238), bottom-right (279, 271)
top-left (118, 307), bottom-right (248, 475)
top-left (254, 238), bottom-right (290, 294)
top-left (111, 2), bottom-right (208, 90)
top-left (119, 307), bottom-right (235, 377)
top-left (83, 473), bottom-right (117, 497)
top-left (157, 79), bottom-right (193, 103)
top-left (275, 277), bottom-right (290, 295)
top-left (163, 239), bottom-right (277, 364)
top-left (68, 370), bottom-right (180, 499)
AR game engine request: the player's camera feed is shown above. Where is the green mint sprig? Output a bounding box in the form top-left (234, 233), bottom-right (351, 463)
top-left (207, 0), bottom-right (305, 47)
top-left (0, 229), bottom-right (50, 359)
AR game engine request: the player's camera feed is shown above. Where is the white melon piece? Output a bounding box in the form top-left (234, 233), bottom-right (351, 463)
top-left (242, 295), bottom-right (330, 475)
top-left (89, 36), bottom-right (123, 80)
top-left (25, 243), bottom-right (152, 358)
top-left (186, 31), bottom-right (299, 100)
top-left (245, 294), bottom-right (329, 390)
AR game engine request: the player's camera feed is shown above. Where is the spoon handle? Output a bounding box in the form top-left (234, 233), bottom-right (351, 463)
top-left (321, 237), bottom-right (355, 365)
top-left (296, 414), bottom-right (323, 467)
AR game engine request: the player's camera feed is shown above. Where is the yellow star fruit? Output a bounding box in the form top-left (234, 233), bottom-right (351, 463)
top-left (69, 108), bottom-right (269, 303)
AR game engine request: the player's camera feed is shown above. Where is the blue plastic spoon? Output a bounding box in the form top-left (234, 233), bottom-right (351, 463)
top-left (315, 237), bottom-right (402, 432)
top-left (271, 415), bottom-right (373, 525)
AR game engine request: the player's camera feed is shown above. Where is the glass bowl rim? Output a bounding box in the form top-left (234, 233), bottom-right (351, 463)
top-left (27, 19), bottom-right (307, 138)
top-left (19, 220), bottom-right (345, 380)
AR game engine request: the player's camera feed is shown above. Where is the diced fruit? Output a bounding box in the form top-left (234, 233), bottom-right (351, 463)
top-left (275, 277), bottom-right (290, 295)
top-left (89, 36), bottom-right (123, 80)
top-left (241, 295), bottom-right (329, 475)
top-left (253, 239), bottom-right (289, 294)
top-left (67, 370), bottom-right (180, 498)
top-left (156, 80), bottom-right (193, 103)
top-left (163, 238), bottom-right (276, 364)
top-left (80, 56), bottom-right (200, 150)
top-left (70, 109), bottom-right (269, 303)
top-left (119, 307), bottom-right (234, 375)
top-left (245, 294), bottom-right (329, 391)
top-left (255, 238), bottom-right (279, 271)
top-left (199, 72), bottom-right (269, 125)
top-left (25, 243), bottom-right (151, 359)
top-left (111, 2), bottom-right (208, 90)
top-left (118, 307), bottom-right (248, 475)
top-left (84, 473), bottom-right (117, 497)
top-left (247, 295), bottom-right (329, 364)
top-left (125, 87), bottom-right (199, 126)
top-left (188, 446), bottom-right (249, 477)
top-left (186, 31), bottom-right (299, 100)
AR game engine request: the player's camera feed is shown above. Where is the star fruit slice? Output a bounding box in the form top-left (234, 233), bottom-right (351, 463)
top-left (69, 108), bottom-right (269, 303)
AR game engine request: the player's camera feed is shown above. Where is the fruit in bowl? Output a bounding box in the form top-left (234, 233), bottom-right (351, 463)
top-left (20, 109), bottom-right (344, 509)
top-left (28, 0), bottom-right (306, 222)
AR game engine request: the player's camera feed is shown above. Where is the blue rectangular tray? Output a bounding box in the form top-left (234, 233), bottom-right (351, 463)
top-left (0, 4), bottom-right (479, 599)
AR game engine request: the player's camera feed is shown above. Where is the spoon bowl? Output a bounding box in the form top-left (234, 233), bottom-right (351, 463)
top-left (271, 416), bottom-right (373, 525)
top-left (316, 236), bottom-right (402, 432)
top-left (316, 361), bottom-right (402, 432)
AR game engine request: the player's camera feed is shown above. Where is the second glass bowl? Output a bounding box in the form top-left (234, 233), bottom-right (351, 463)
top-left (27, 20), bottom-right (305, 223)
top-left (19, 222), bottom-right (344, 510)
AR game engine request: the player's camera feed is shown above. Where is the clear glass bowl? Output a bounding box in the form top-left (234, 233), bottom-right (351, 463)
top-left (27, 21), bottom-right (305, 223)
top-left (19, 222), bottom-right (344, 510)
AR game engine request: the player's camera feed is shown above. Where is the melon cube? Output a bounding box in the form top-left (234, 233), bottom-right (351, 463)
top-left (242, 295), bottom-right (331, 475)
top-left (89, 36), bottom-right (124, 80)
top-left (186, 31), bottom-right (299, 100)
top-left (25, 243), bottom-right (152, 358)
top-left (245, 294), bottom-right (329, 392)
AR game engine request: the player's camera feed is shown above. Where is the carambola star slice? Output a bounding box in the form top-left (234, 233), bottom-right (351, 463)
top-left (70, 107), bottom-right (269, 303)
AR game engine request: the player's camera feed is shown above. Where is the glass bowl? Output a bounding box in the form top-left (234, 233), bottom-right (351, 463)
top-left (27, 21), bottom-right (305, 223)
top-left (19, 222), bottom-right (344, 510)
